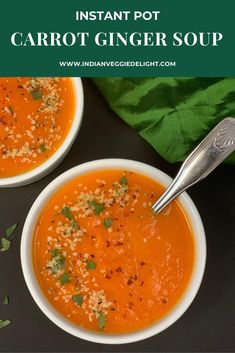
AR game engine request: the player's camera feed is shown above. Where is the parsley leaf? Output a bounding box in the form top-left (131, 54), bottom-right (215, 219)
top-left (31, 89), bottom-right (42, 100)
top-left (89, 200), bottom-right (105, 215)
top-left (0, 238), bottom-right (11, 252)
top-left (51, 259), bottom-right (65, 274)
top-left (59, 273), bottom-right (70, 285)
top-left (98, 312), bottom-right (106, 329)
top-left (61, 207), bottom-right (74, 221)
top-left (3, 293), bottom-right (9, 305)
top-left (61, 208), bottom-right (79, 232)
top-left (8, 106), bottom-right (14, 116)
top-left (103, 218), bottom-right (113, 229)
top-left (49, 249), bottom-right (65, 274)
top-left (6, 223), bottom-right (18, 237)
top-left (119, 176), bottom-right (128, 185)
top-left (72, 294), bottom-right (83, 306)
top-left (39, 144), bottom-right (46, 153)
top-left (50, 248), bottom-right (60, 257)
top-left (0, 319), bottom-right (11, 329)
top-left (71, 221), bottom-right (78, 230)
top-left (86, 261), bottom-right (96, 270)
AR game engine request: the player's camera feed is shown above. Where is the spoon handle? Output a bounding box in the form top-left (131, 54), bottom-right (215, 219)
top-left (152, 117), bottom-right (235, 214)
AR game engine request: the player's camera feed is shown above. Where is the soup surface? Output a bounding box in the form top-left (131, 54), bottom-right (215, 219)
top-left (33, 170), bottom-right (194, 333)
top-left (0, 77), bottom-right (75, 177)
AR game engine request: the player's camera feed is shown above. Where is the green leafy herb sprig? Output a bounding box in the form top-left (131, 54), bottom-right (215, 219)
top-left (31, 89), bottom-right (42, 100)
top-left (61, 207), bottom-right (79, 230)
top-left (89, 200), bottom-right (105, 215)
top-left (98, 312), bottom-right (106, 329)
top-left (0, 289), bottom-right (11, 329)
top-left (0, 293), bottom-right (11, 328)
top-left (0, 223), bottom-right (18, 328)
top-left (1, 223), bottom-right (18, 252)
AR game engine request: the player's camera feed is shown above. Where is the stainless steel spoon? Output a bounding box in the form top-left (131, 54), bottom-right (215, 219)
top-left (152, 117), bottom-right (235, 214)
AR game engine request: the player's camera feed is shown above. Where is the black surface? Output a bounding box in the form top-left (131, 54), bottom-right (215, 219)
top-left (0, 79), bottom-right (234, 353)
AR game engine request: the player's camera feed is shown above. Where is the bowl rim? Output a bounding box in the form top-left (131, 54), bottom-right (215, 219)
top-left (0, 77), bottom-right (84, 187)
top-left (21, 158), bottom-right (207, 344)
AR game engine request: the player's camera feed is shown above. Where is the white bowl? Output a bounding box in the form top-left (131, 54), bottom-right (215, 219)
top-left (21, 159), bottom-right (206, 344)
top-left (0, 78), bottom-right (84, 187)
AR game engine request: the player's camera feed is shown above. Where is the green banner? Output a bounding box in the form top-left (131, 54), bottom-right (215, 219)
top-left (0, 0), bottom-right (234, 76)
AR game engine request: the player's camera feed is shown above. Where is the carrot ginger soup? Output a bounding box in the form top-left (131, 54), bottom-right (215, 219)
top-left (0, 77), bottom-right (75, 177)
top-left (33, 170), bottom-right (194, 333)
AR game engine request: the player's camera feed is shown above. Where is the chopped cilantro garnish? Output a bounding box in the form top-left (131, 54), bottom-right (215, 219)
top-left (49, 249), bottom-right (65, 274)
top-left (59, 273), bottom-right (70, 285)
top-left (51, 261), bottom-right (64, 274)
top-left (31, 89), bottom-right (42, 100)
top-left (89, 200), bottom-right (105, 215)
top-left (98, 312), bottom-right (106, 329)
top-left (0, 223), bottom-right (18, 251)
top-left (71, 221), bottom-right (78, 230)
top-left (50, 248), bottom-right (60, 257)
top-left (6, 223), bottom-right (18, 237)
top-left (0, 238), bottom-right (11, 252)
top-left (72, 294), bottom-right (83, 306)
top-left (0, 319), bottom-right (11, 329)
top-left (103, 218), bottom-right (113, 229)
top-left (119, 176), bottom-right (128, 185)
top-left (8, 106), bottom-right (14, 115)
top-left (53, 259), bottom-right (64, 273)
top-left (39, 144), bottom-right (46, 153)
top-left (61, 207), bottom-right (79, 231)
top-left (3, 293), bottom-right (9, 305)
top-left (86, 261), bottom-right (96, 270)
top-left (61, 207), bottom-right (74, 221)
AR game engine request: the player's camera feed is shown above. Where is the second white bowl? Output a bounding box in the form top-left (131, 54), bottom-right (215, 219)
top-left (0, 77), bottom-right (84, 187)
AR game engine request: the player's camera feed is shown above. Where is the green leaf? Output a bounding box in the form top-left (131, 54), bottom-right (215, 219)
top-left (72, 294), bottom-right (83, 306)
top-left (89, 200), bottom-right (105, 215)
top-left (50, 248), bottom-right (60, 257)
top-left (31, 89), bottom-right (42, 100)
top-left (49, 249), bottom-right (65, 274)
top-left (39, 144), bottom-right (46, 153)
top-left (86, 261), bottom-right (96, 270)
top-left (71, 221), bottom-right (78, 230)
top-left (92, 78), bottom-right (235, 164)
top-left (103, 218), bottom-right (113, 229)
top-left (98, 312), bottom-right (106, 329)
top-left (0, 238), bottom-right (11, 252)
top-left (6, 223), bottom-right (18, 237)
top-left (51, 262), bottom-right (64, 274)
top-left (119, 176), bottom-right (128, 185)
top-left (8, 106), bottom-right (14, 115)
top-left (59, 273), bottom-right (70, 285)
top-left (0, 319), bottom-right (11, 329)
top-left (50, 250), bottom-right (65, 274)
top-left (61, 207), bottom-right (74, 221)
top-left (3, 293), bottom-right (9, 305)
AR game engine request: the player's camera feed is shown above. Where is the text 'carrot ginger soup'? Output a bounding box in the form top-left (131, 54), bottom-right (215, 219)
top-left (0, 77), bottom-right (75, 177)
top-left (33, 170), bottom-right (195, 333)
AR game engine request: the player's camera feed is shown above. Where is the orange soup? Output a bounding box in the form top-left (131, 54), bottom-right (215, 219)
top-left (0, 77), bottom-right (75, 177)
top-left (33, 170), bottom-right (194, 333)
